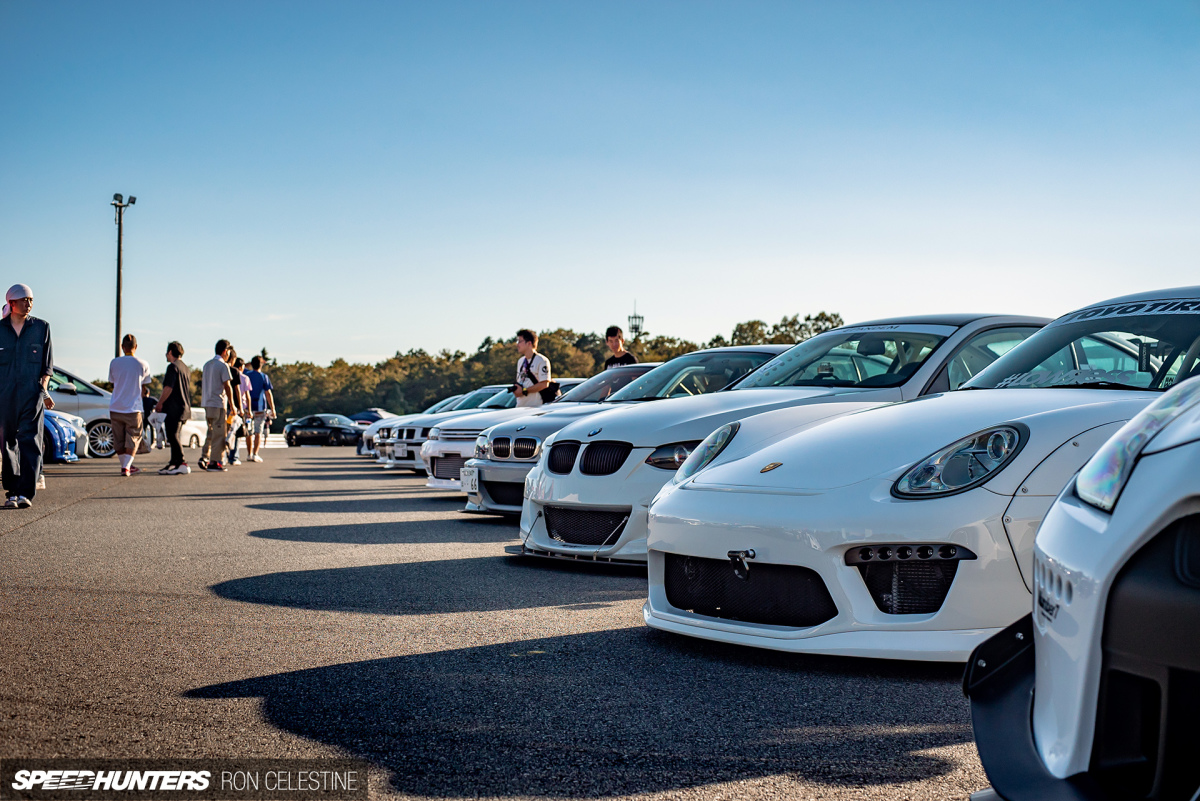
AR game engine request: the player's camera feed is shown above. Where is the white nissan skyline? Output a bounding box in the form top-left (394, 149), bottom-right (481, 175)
top-left (965, 375), bottom-right (1200, 800)
top-left (644, 287), bottom-right (1200, 661)
top-left (519, 313), bottom-right (1047, 564)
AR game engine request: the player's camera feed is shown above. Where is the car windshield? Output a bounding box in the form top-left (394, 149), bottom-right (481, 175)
top-left (424, 395), bottom-right (461, 413)
top-left (324, 415), bottom-right (355, 426)
top-left (558, 366), bottom-right (655, 403)
top-left (607, 351), bottom-right (778, 401)
top-left (450, 388), bottom-right (504, 410)
top-left (733, 326), bottom-right (952, 389)
top-left (480, 390), bottom-right (518, 409)
top-left (966, 301), bottom-right (1200, 391)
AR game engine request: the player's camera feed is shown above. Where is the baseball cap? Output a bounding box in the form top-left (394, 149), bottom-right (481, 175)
top-left (5, 284), bottom-right (32, 302)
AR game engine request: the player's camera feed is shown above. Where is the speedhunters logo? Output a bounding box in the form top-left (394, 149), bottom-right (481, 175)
top-left (1, 760), bottom-right (367, 800)
top-left (11, 771), bottom-right (210, 792)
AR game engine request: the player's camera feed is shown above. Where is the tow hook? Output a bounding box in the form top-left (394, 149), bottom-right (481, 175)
top-left (728, 549), bottom-right (756, 580)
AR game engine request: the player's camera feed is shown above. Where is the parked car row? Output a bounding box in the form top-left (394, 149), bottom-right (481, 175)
top-left (356, 286), bottom-right (1200, 797)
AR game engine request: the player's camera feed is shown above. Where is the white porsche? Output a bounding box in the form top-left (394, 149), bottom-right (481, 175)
top-left (965, 375), bottom-right (1200, 800)
top-left (644, 287), bottom-right (1200, 661)
top-left (520, 314), bottom-right (1047, 564)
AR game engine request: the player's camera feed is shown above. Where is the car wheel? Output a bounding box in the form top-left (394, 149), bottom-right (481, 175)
top-left (327, 432), bottom-right (339, 446)
top-left (287, 437), bottom-right (296, 447)
top-left (188, 434), bottom-right (200, 448)
top-left (87, 421), bottom-right (116, 458)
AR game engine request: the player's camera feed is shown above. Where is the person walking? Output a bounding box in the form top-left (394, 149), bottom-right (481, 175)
top-left (155, 341), bottom-right (191, 475)
top-left (513, 329), bottom-right (552, 408)
top-left (198, 339), bottom-right (235, 472)
top-left (603, 325), bottom-right (638, 369)
top-left (108, 334), bottom-right (153, 476)
top-left (245, 354), bottom-right (276, 463)
top-left (226, 357), bottom-right (252, 465)
top-left (0, 284), bottom-right (53, 508)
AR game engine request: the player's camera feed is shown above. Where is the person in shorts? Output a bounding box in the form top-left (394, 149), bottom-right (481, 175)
top-left (199, 339), bottom-right (235, 471)
top-left (108, 334), bottom-right (153, 476)
top-left (603, 325), bottom-right (638, 369)
top-left (513, 329), bottom-right (552, 408)
top-left (155, 341), bottom-right (191, 475)
top-left (245, 355), bottom-right (276, 463)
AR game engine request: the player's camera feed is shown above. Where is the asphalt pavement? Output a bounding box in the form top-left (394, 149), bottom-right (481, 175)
top-left (1, 448), bottom-right (990, 800)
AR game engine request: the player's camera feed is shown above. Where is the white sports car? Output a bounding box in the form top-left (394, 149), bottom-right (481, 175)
top-left (419, 378), bottom-right (584, 491)
top-left (520, 314), bottom-right (1047, 564)
top-left (965, 376), bottom-right (1200, 801)
top-left (377, 385), bottom-right (510, 471)
top-left (645, 287), bottom-right (1200, 661)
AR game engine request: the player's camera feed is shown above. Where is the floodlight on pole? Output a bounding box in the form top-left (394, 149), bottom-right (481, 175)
top-left (111, 193), bottom-right (136, 357)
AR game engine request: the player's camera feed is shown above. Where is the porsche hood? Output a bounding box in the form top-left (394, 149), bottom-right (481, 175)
top-left (690, 389), bottom-right (1154, 494)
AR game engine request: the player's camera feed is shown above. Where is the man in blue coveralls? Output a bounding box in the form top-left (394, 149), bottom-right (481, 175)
top-left (0, 284), bottom-right (54, 508)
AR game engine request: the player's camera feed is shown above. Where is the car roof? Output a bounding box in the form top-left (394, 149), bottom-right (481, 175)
top-left (1075, 286), bottom-right (1200, 308)
top-left (693, 344), bottom-right (793, 354)
top-left (839, 313), bottom-right (1050, 328)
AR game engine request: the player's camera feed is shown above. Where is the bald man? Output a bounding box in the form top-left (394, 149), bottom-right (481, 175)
top-left (0, 284), bottom-right (54, 508)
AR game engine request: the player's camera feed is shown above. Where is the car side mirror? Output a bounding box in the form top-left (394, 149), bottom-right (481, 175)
top-left (55, 384), bottom-right (78, 395)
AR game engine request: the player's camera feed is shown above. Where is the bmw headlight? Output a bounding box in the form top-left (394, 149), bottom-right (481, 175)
top-left (428, 427), bottom-right (441, 441)
top-left (673, 422), bottom-right (740, 484)
top-left (894, 425), bottom-right (1026, 498)
top-left (646, 441), bottom-right (703, 471)
top-left (474, 435), bottom-right (489, 459)
top-left (1076, 377), bottom-right (1200, 512)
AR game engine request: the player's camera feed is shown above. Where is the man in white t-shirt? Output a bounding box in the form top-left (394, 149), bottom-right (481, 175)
top-left (199, 339), bottom-right (236, 471)
top-left (108, 334), bottom-right (153, 476)
top-left (513, 329), bottom-right (552, 408)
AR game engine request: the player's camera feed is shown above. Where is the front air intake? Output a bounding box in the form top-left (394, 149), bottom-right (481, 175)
top-left (548, 442), bottom-right (580, 474)
top-left (664, 553), bottom-right (838, 628)
top-left (543, 506), bottom-right (630, 546)
top-left (580, 441), bottom-right (633, 476)
top-left (482, 480), bottom-right (524, 507)
top-left (846, 542), bottom-right (973, 615)
top-left (431, 455), bottom-right (468, 480)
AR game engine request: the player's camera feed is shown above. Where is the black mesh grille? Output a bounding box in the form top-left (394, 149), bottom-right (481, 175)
top-left (580, 441), bottom-right (633, 476)
top-left (664, 553), bottom-right (838, 628)
top-left (482, 480), bottom-right (524, 507)
top-left (856, 561), bottom-right (959, 614)
top-left (513, 437), bottom-right (538, 459)
top-left (544, 506), bottom-right (630, 546)
top-left (492, 437), bottom-right (511, 458)
top-left (548, 442), bottom-right (580, 474)
top-left (432, 455), bottom-right (469, 480)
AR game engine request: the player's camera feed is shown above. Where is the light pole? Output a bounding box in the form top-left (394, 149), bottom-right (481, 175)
top-left (111, 193), bottom-right (136, 357)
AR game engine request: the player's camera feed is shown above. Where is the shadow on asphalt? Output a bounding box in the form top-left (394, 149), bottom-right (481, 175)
top-left (248, 517), bottom-right (515, 545)
top-left (210, 555), bottom-right (645, 615)
top-left (188, 627), bottom-right (969, 797)
top-left (246, 495), bottom-right (465, 514)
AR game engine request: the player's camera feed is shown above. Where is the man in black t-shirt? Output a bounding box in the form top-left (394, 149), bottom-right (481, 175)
top-left (603, 325), bottom-right (638, 370)
top-left (154, 341), bottom-right (192, 475)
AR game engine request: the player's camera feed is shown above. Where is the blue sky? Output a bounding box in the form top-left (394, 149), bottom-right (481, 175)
top-left (3, 1), bottom-right (1199, 382)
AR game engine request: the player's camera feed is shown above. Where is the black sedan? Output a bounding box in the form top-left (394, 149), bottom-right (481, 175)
top-left (284, 414), bottom-right (363, 447)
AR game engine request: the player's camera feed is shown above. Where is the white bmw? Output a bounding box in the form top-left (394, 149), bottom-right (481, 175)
top-left (644, 287), bottom-right (1200, 661)
top-left (965, 376), bottom-right (1200, 800)
top-left (520, 314), bottom-right (1047, 564)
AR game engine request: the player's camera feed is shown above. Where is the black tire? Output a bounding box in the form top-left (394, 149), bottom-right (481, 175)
top-left (287, 437), bottom-right (297, 447)
top-left (327, 432), bottom-right (339, 446)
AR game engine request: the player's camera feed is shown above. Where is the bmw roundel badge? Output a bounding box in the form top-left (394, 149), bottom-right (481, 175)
top-left (515, 425), bottom-right (527, 431)
top-left (588, 428), bottom-right (602, 437)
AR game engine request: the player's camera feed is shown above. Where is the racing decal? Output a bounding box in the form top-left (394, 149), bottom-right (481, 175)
top-left (1036, 589), bottom-right (1059, 624)
top-left (994, 367), bottom-right (1142, 388)
top-left (1050, 298), bottom-right (1200, 327)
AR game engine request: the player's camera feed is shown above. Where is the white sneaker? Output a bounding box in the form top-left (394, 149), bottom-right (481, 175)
top-left (168, 463), bottom-right (191, 475)
top-left (3, 496), bottom-right (16, 509)
top-left (250, 454), bottom-right (263, 463)
top-left (14, 496), bottom-right (31, 509)
top-left (230, 457), bottom-right (242, 465)
top-left (36, 474), bottom-right (46, 489)
top-left (158, 465), bottom-right (174, 475)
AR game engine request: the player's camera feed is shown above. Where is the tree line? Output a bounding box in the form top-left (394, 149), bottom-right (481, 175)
top-left (112, 312), bottom-right (842, 424)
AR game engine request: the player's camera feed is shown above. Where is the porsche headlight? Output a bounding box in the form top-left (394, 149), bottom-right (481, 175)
top-left (1076, 377), bottom-right (1200, 512)
top-left (894, 425), bottom-right (1026, 498)
top-left (673, 422), bottom-right (740, 484)
top-left (646, 441), bottom-right (703, 470)
top-left (428, 427), bottom-right (441, 441)
top-left (474, 435), bottom-right (489, 459)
